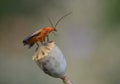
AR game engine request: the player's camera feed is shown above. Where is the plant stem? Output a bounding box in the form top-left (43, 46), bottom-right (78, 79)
top-left (61, 76), bottom-right (73, 84)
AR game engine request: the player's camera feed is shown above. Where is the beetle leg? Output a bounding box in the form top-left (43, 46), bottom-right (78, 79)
top-left (47, 35), bottom-right (49, 42)
top-left (35, 42), bottom-right (39, 51)
top-left (36, 42), bottom-right (39, 47)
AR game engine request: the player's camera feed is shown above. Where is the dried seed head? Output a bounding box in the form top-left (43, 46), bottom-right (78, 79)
top-left (33, 41), bottom-right (67, 78)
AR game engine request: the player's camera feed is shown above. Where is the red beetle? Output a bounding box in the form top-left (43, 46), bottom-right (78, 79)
top-left (23, 12), bottom-right (71, 49)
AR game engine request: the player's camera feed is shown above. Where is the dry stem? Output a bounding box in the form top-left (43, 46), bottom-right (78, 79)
top-left (61, 76), bottom-right (73, 84)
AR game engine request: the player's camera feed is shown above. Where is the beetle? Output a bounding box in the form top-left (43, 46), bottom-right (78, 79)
top-left (23, 12), bottom-right (72, 50)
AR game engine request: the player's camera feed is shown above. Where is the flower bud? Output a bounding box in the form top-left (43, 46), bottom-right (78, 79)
top-left (33, 41), bottom-right (67, 78)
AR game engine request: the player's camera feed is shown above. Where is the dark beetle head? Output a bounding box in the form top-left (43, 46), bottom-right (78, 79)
top-left (53, 28), bottom-right (57, 32)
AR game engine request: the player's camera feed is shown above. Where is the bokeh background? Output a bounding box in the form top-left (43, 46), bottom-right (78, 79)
top-left (0, 0), bottom-right (120, 84)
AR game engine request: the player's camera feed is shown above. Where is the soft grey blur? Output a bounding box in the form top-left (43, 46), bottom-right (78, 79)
top-left (0, 0), bottom-right (120, 84)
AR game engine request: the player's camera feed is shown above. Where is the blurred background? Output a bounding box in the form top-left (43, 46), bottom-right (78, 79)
top-left (0, 0), bottom-right (120, 84)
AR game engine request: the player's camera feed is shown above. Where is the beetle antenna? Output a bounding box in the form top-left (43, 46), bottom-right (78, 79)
top-left (47, 16), bottom-right (54, 27)
top-left (54, 12), bottom-right (72, 28)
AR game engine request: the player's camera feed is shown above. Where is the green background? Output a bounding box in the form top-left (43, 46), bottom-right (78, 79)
top-left (0, 0), bottom-right (120, 84)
